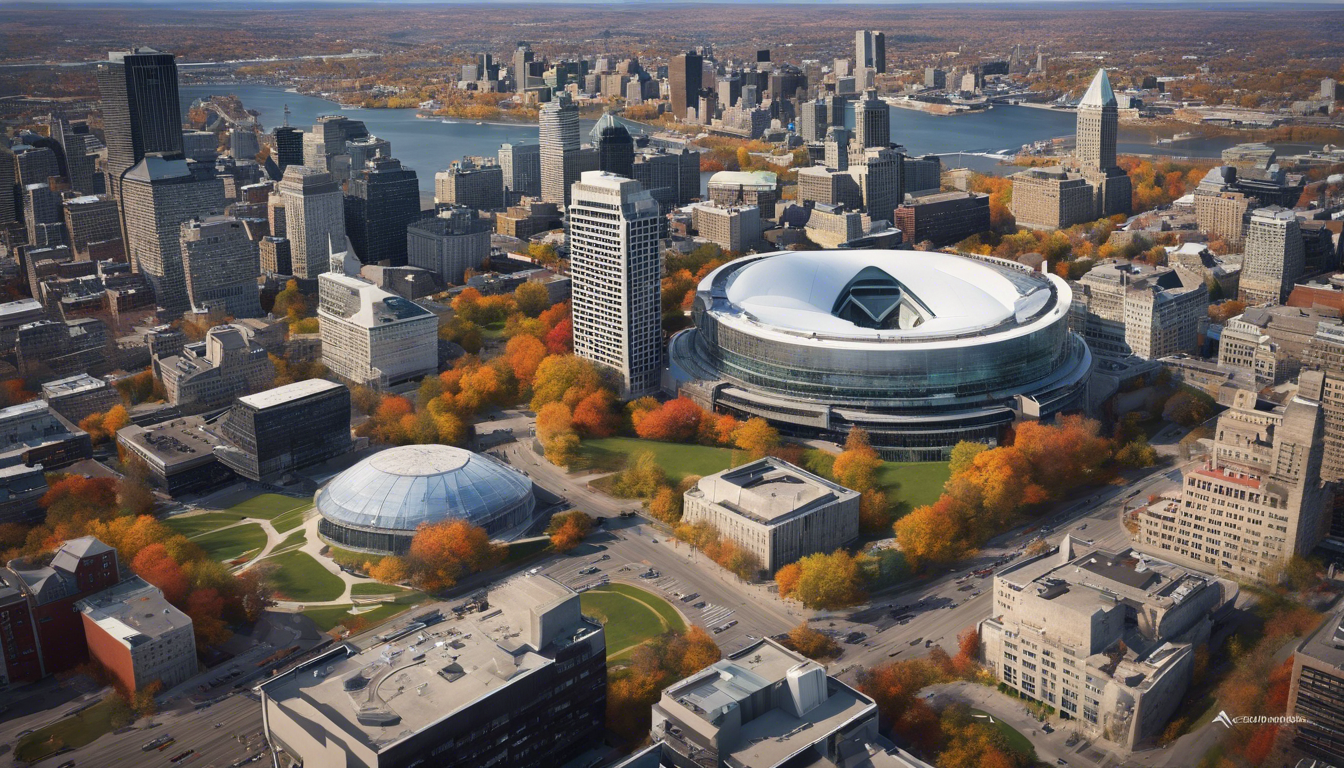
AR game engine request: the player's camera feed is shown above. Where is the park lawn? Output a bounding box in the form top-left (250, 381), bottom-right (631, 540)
top-left (874, 460), bottom-right (952, 516)
top-left (165, 512), bottom-right (249, 538)
top-left (580, 584), bottom-right (686, 662)
top-left (302, 592), bottom-right (427, 632)
top-left (193, 523), bottom-right (268, 562)
top-left (14, 697), bottom-right (124, 763)
top-left (225, 493), bottom-right (312, 521)
top-left (265, 550), bottom-right (346, 602)
top-left (351, 582), bottom-right (409, 596)
top-left (970, 709), bottom-right (1038, 763)
top-left (270, 503), bottom-right (312, 533)
top-left (577, 437), bottom-right (739, 484)
top-left (481, 320), bottom-right (508, 339)
top-left (272, 529), bottom-right (307, 554)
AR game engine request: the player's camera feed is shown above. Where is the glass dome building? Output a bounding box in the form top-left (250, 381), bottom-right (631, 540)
top-left (316, 445), bottom-right (536, 555)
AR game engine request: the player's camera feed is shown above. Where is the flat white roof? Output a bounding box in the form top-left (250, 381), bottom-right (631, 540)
top-left (237, 378), bottom-right (344, 409)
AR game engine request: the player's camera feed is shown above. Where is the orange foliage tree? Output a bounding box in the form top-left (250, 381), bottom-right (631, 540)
top-left (406, 519), bottom-right (502, 591)
top-left (547, 510), bottom-right (594, 552)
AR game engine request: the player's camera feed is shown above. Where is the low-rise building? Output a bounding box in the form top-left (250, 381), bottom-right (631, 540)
top-left (318, 271), bottom-right (437, 388)
top-left (157, 324), bottom-right (275, 412)
top-left (893, 191), bottom-right (991, 247)
top-left (0, 400), bottom-right (92, 470)
top-left (1070, 260), bottom-right (1207, 360)
top-left (41, 373), bottom-right (119, 424)
top-left (407, 209), bottom-right (492, 285)
top-left (981, 539), bottom-right (1235, 751)
top-left (689, 203), bottom-right (761, 253)
top-left (683, 458), bottom-right (859, 575)
top-left (1217, 306), bottom-right (1339, 385)
top-left (259, 575), bottom-right (606, 768)
top-left (213, 378), bottom-right (351, 481)
top-left (0, 464), bottom-right (48, 525)
top-left (706, 170), bottom-right (779, 220)
top-left (77, 576), bottom-right (196, 693)
top-left (495, 199), bottom-right (562, 240)
top-left (117, 416), bottom-right (233, 495)
top-left (1011, 167), bottom-right (1097, 231)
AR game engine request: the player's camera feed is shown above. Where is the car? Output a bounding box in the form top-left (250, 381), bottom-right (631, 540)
top-left (925, 639), bottom-right (934, 647)
top-left (1056, 760), bottom-right (1068, 766)
top-left (599, 554), bottom-right (610, 561)
top-left (1078, 523), bottom-right (1088, 530)
top-left (144, 736), bottom-right (174, 752)
top-left (892, 613), bottom-right (914, 623)
top-left (57, 762), bottom-right (76, 768)
top-left (157, 739), bottom-right (178, 752)
top-left (528, 567), bottom-right (542, 575)
top-left (169, 750), bottom-right (195, 763)
top-left (650, 538), bottom-right (658, 543)
top-left (578, 566), bottom-right (599, 575)
top-left (910, 638), bottom-right (923, 646)
top-left (639, 569), bottom-right (659, 579)
top-left (680, 593), bottom-right (699, 602)
top-left (971, 590), bottom-right (982, 596)
top-left (693, 601), bottom-right (707, 609)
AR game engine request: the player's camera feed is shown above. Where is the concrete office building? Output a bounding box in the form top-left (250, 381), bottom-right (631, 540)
top-left (851, 147), bottom-right (901, 221)
top-left (893, 191), bottom-right (991, 247)
top-left (706, 171), bottom-right (778, 220)
top-left (259, 236), bottom-right (291, 275)
top-left (1012, 69), bottom-right (1131, 230)
top-left (214, 378), bottom-right (351, 481)
top-left (1193, 166), bottom-right (1254, 249)
top-left (683, 458), bottom-right (859, 574)
top-left (41, 373), bottom-right (119, 425)
top-left (1240, 207), bottom-right (1305, 306)
top-left (690, 203), bottom-right (761, 253)
top-left (1289, 605), bottom-right (1344, 765)
top-left (406, 209), bottom-right (492, 285)
top-left (1136, 379), bottom-right (1331, 582)
top-left (498, 142), bottom-right (541, 201)
top-left (121, 154), bottom-right (227, 314)
top-left (569, 172), bottom-right (662, 397)
top-left (22, 184), bottom-right (65, 248)
top-left (259, 575), bottom-right (604, 768)
top-left (278, 165), bottom-right (345, 278)
top-left (981, 539), bottom-right (1235, 751)
top-left (62, 195), bottom-right (121, 261)
top-left (304, 115), bottom-right (369, 172)
top-left (345, 135), bottom-right (391, 174)
top-left (925, 67), bottom-right (947, 89)
top-left (230, 129), bottom-right (259, 161)
top-left (856, 30), bottom-right (887, 74)
top-left (496, 199), bottom-right (562, 240)
top-left (1305, 324), bottom-right (1344, 497)
top-left (157, 324), bottom-right (275, 412)
top-left (1219, 305), bottom-right (1335, 386)
top-left (624, 638), bottom-right (926, 768)
top-left (346, 157), bottom-right (420, 267)
top-left (434, 158), bottom-right (504, 212)
top-left (181, 131), bottom-right (216, 163)
top-left (796, 166), bottom-right (862, 212)
top-left (0, 147), bottom-right (17, 231)
top-left (668, 250), bottom-right (1093, 460)
top-left (180, 216), bottom-right (263, 318)
top-left (798, 99), bottom-right (828, 143)
top-left (78, 577), bottom-right (195, 693)
top-left (539, 94), bottom-right (581, 206)
top-left (95, 48), bottom-right (184, 198)
top-left (116, 416), bottom-right (233, 495)
top-left (854, 89), bottom-right (890, 149)
top-left (632, 148), bottom-right (702, 209)
top-left (317, 268), bottom-right (437, 388)
top-left (1070, 260), bottom-right (1207, 360)
top-left (669, 51), bottom-right (704, 122)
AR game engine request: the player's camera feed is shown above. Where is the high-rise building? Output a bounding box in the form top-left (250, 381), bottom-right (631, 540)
top-left (0, 147), bottom-right (17, 229)
top-left (407, 208), bottom-right (492, 285)
top-left (856, 30), bottom-right (886, 74)
top-left (272, 126), bottom-right (304, 173)
top-left (513, 42), bottom-right (536, 91)
top-left (1137, 377), bottom-right (1331, 582)
top-left (1240, 206), bottom-right (1305, 306)
top-left (95, 48), bottom-right (184, 198)
top-left (434, 158), bottom-right (505, 211)
top-left (121, 153), bottom-right (227, 314)
top-left (854, 89), bottom-right (890, 149)
top-left (229, 129), bottom-right (259, 161)
top-left (318, 250), bottom-right (437, 388)
top-left (539, 93), bottom-right (581, 206)
top-left (181, 130), bottom-right (217, 163)
top-left (345, 135), bottom-right (391, 175)
top-left (1289, 604), bottom-right (1344, 766)
top-left (303, 115), bottom-right (368, 172)
top-left (893, 191), bottom-right (991, 247)
top-left (21, 183), bottom-right (64, 248)
top-left (798, 99), bottom-right (827, 143)
top-left (63, 194), bottom-right (123, 260)
top-left (925, 67), bottom-right (946, 89)
top-left (155, 324), bottom-right (275, 412)
top-left (1193, 166), bottom-right (1253, 249)
top-left (850, 146), bottom-right (901, 220)
top-left (690, 203), bottom-right (761, 253)
top-left (669, 51), bottom-right (704, 121)
top-left (344, 157), bottom-right (420, 266)
top-left (14, 146), bottom-right (60, 190)
top-left (278, 165), bottom-right (345, 278)
top-left (58, 122), bottom-right (100, 196)
top-left (259, 236), bottom-right (291, 275)
top-left (1070, 260), bottom-right (1207, 360)
top-left (591, 113), bottom-right (634, 178)
top-left (214, 378), bottom-right (351, 481)
top-left (498, 142), bottom-right (541, 201)
top-left (180, 216), bottom-right (262, 317)
top-left (569, 172), bottom-right (661, 397)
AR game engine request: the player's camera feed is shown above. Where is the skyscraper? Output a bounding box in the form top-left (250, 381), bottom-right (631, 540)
top-left (277, 165), bottom-right (344, 278)
top-left (591, 113), bottom-right (634, 178)
top-left (856, 30), bottom-right (886, 74)
top-left (344, 157), bottom-right (420, 267)
top-left (569, 172), bottom-right (661, 397)
top-left (669, 51), bottom-right (703, 122)
top-left (1076, 70), bottom-right (1118, 172)
top-left (180, 216), bottom-right (262, 317)
top-left (1241, 207), bottom-right (1306, 306)
top-left (513, 42), bottom-right (536, 91)
top-left (22, 184), bottom-right (64, 248)
top-left (55, 119), bottom-right (100, 195)
top-left (798, 99), bottom-right (828, 143)
top-left (0, 147), bottom-right (18, 228)
top-left (539, 93), bottom-right (580, 206)
top-left (854, 88), bottom-right (889, 149)
top-left (498, 142), bottom-right (541, 200)
top-left (120, 153), bottom-right (227, 314)
top-left (272, 127), bottom-right (304, 173)
top-left (96, 48), bottom-right (184, 198)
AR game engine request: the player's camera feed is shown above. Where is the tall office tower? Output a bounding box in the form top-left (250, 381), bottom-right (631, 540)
top-left (798, 99), bottom-right (828, 143)
top-left (121, 153), bottom-right (227, 314)
top-left (96, 48), bottom-right (184, 198)
top-left (345, 135), bottom-right (390, 174)
top-left (277, 165), bottom-right (344, 279)
top-left (271, 127), bottom-right (304, 173)
top-left (180, 216), bottom-right (262, 317)
top-left (539, 93), bottom-right (580, 206)
top-left (229, 129), bottom-right (259, 161)
top-left (14, 146), bottom-right (60, 189)
top-left (22, 184), bottom-right (64, 247)
top-left (717, 71), bottom-right (743, 109)
top-left (259, 236), bottom-right (291, 275)
top-left (823, 127), bottom-right (851, 171)
top-left (1077, 70), bottom-right (1117, 172)
top-left (669, 51), bottom-right (704, 121)
top-left (569, 172), bottom-right (661, 397)
top-left (56, 120), bottom-right (100, 194)
top-left (266, 194), bottom-right (287, 240)
top-left (344, 157), bottom-right (420, 267)
top-left (436, 159), bottom-right (505, 211)
top-left (591, 113), bottom-right (634, 178)
top-left (498, 142), bottom-right (541, 200)
top-left (854, 89), bottom-right (889, 149)
top-left (0, 147), bottom-right (17, 228)
top-left (513, 42), bottom-right (535, 90)
top-left (304, 115), bottom-right (368, 172)
top-left (1240, 206), bottom-right (1306, 306)
top-left (1137, 377), bottom-right (1331, 582)
top-left (63, 194), bottom-right (121, 260)
top-left (856, 30), bottom-right (886, 74)
top-left (850, 147), bottom-right (901, 221)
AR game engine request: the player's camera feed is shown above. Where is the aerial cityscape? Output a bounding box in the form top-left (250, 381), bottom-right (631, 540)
top-left (1, 2), bottom-right (1344, 767)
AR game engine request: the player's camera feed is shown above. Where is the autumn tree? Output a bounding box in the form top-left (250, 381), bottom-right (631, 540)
top-left (832, 427), bottom-right (882, 493)
top-left (777, 550), bottom-right (866, 609)
top-left (503, 334), bottom-right (548, 392)
top-left (571, 389), bottom-right (620, 438)
top-left (187, 587), bottom-right (231, 645)
top-left (649, 486), bottom-right (683, 524)
top-left (633, 397), bottom-right (704, 443)
top-left (547, 510), bottom-right (594, 552)
top-left (132, 543), bottom-right (190, 604)
top-left (530, 355), bottom-right (604, 411)
top-left (406, 519), bottom-right (502, 592)
top-left (544, 317), bottom-right (573, 355)
top-left (604, 626), bottom-right (721, 747)
top-left (895, 497), bottom-right (971, 569)
top-left (785, 622), bottom-right (840, 659)
top-left (733, 417), bottom-right (780, 458)
top-left (513, 281), bottom-right (551, 318)
top-left (368, 556), bottom-right (409, 584)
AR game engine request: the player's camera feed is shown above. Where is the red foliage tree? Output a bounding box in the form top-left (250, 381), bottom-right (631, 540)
top-left (544, 317), bottom-right (573, 355)
top-left (633, 397), bottom-right (705, 443)
top-left (132, 543), bottom-right (190, 604)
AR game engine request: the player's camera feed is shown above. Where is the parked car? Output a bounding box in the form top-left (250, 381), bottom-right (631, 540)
top-left (579, 566), bottom-right (599, 575)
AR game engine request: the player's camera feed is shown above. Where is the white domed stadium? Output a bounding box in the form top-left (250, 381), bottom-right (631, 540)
top-left (316, 445), bottom-right (536, 555)
top-left (668, 249), bottom-right (1093, 461)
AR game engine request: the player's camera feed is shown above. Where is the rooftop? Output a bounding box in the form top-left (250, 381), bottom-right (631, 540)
top-left (707, 170), bottom-right (778, 190)
top-left (42, 373), bottom-right (108, 399)
top-left (77, 577), bottom-right (192, 647)
top-left (237, 378), bottom-right (344, 410)
top-left (320, 272), bottom-right (433, 327)
top-left (689, 458), bottom-right (856, 525)
top-left (259, 575), bottom-right (601, 753)
top-left (119, 416), bottom-right (221, 469)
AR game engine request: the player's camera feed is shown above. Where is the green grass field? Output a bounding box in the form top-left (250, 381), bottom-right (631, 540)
top-left (577, 437), bottom-right (739, 484)
top-left (165, 512), bottom-right (250, 538)
top-left (970, 709), bottom-right (1038, 763)
top-left (226, 493), bottom-right (312, 521)
top-left (302, 591), bottom-right (426, 631)
top-left (580, 584), bottom-right (686, 662)
top-left (351, 582), bottom-right (408, 596)
top-left (193, 523), bottom-right (268, 562)
top-left (874, 461), bottom-right (952, 516)
top-left (270, 503), bottom-right (312, 533)
top-left (272, 529), bottom-right (306, 555)
top-left (14, 697), bottom-right (124, 763)
top-left (265, 550), bottom-right (346, 602)
top-left (481, 320), bottom-right (508, 340)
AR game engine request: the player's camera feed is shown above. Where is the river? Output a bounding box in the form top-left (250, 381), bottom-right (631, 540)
top-left (181, 84), bottom-right (1311, 198)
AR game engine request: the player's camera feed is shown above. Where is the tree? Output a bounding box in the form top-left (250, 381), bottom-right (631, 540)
top-left (733, 417), bottom-right (780, 458)
top-left (1163, 390), bottom-right (1214, 427)
top-left (503, 334), bottom-right (548, 392)
top-left (948, 441), bottom-right (988, 476)
top-left (531, 355), bottom-right (603, 411)
top-left (536, 402), bottom-right (575, 443)
top-left (544, 317), bottom-right (573, 355)
top-left (859, 488), bottom-right (892, 534)
top-left (235, 563), bottom-right (276, 622)
top-left (649, 486), bottom-right (683, 524)
top-left (833, 427), bottom-right (882, 493)
top-left (894, 498), bottom-right (969, 568)
top-left (547, 510), bottom-right (594, 551)
top-left (781, 550), bottom-right (866, 609)
top-left (513, 281), bottom-right (551, 318)
top-left (368, 556), bottom-right (409, 584)
top-left (544, 431), bottom-right (582, 467)
top-left (186, 587), bottom-right (231, 645)
top-left (634, 397), bottom-right (705, 443)
top-left (775, 562), bottom-right (801, 596)
top-left (571, 389), bottom-right (620, 438)
top-left (406, 519), bottom-right (502, 592)
top-left (785, 623), bottom-right (839, 659)
top-left (132, 543), bottom-right (190, 604)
